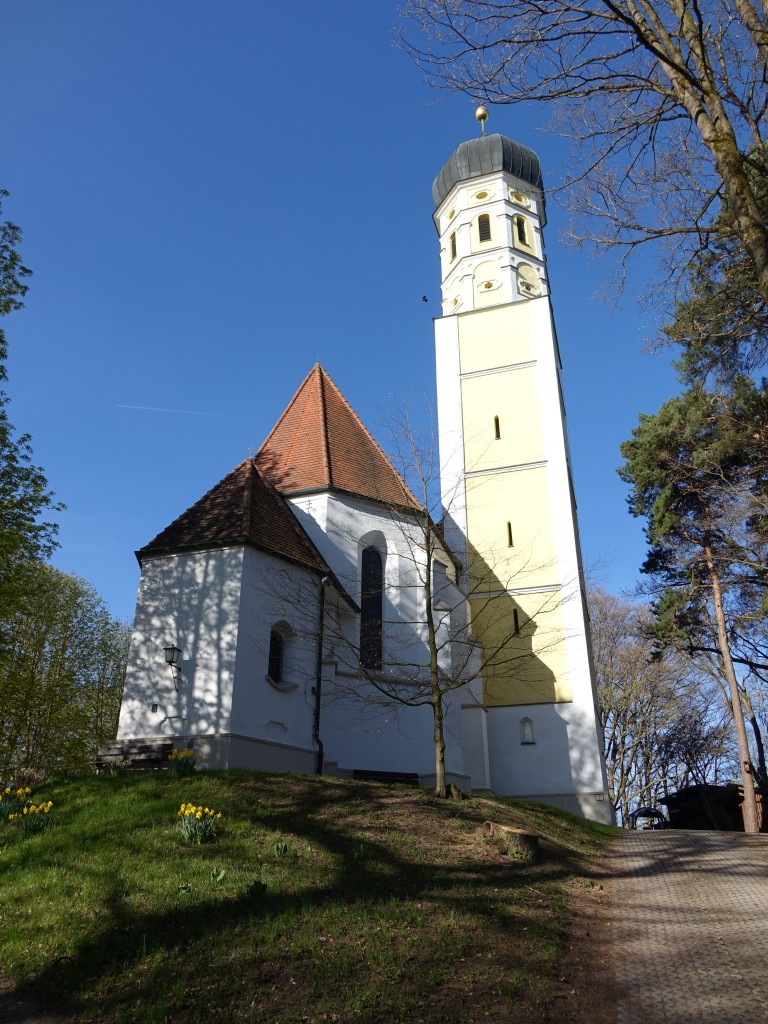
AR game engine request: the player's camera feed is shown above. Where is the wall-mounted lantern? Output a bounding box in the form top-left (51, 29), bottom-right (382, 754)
top-left (163, 644), bottom-right (183, 690)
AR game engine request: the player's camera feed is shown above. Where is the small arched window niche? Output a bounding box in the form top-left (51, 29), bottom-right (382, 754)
top-left (450, 231), bottom-right (457, 262)
top-left (360, 545), bottom-right (384, 670)
top-left (478, 213), bottom-right (492, 243)
top-left (494, 416), bottom-right (501, 440)
top-left (517, 263), bottom-right (542, 297)
top-left (520, 716), bottom-right (536, 745)
top-left (266, 622), bottom-right (299, 692)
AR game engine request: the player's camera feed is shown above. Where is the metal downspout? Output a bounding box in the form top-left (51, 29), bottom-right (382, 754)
top-left (313, 577), bottom-right (328, 776)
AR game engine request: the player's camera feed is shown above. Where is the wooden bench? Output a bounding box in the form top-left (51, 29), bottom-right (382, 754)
top-left (352, 769), bottom-right (420, 786)
top-left (93, 740), bottom-right (175, 772)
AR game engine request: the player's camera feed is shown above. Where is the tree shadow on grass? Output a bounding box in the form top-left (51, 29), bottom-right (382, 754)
top-left (2, 774), bottom-right (592, 1023)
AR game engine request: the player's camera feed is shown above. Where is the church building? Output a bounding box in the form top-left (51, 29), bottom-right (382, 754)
top-left (116, 113), bottom-right (611, 822)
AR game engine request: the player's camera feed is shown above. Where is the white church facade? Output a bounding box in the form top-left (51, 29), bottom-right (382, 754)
top-left (116, 117), bottom-right (612, 822)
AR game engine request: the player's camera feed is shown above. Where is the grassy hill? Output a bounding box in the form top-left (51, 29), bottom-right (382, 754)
top-left (0, 771), bottom-right (614, 1023)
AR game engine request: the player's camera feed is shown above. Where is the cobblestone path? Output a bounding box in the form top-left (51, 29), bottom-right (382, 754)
top-left (608, 831), bottom-right (768, 1024)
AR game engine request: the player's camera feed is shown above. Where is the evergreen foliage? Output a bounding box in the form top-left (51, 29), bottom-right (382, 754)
top-left (619, 383), bottom-right (768, 828)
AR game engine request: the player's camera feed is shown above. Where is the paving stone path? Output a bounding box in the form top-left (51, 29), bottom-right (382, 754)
top-left (607, 831), bottom-right (768, 1024)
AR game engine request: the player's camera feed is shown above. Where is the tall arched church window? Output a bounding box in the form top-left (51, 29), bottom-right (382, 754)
top-left (478, 214), bottom-right (492, 242)
top-left (268, 628), bottom-right (285, 683)
top-left (360, 547), bottom-right (383, 669)
top-left (450, 231), bottom-right (457, 261)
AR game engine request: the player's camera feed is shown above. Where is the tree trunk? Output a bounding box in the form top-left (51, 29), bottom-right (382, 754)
top-left (433, 692), bottom-right (447, 798)
top-left (703, 540), bottom-right (760, 832)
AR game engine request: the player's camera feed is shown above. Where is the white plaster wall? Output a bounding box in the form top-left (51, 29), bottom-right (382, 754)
top-left (486, 701), bottom-right (606, 799)
top-left (322, 670), bottom-right (468, 779)
top-left (288, 492), bottom-right (472, 781)
top-left (460, 704), bottom-right (491, 790)
top-left (289, 492), bottom-right (433, 671)
top-left (434, 314), bottom-right (468, 566)
top-left (229, 547), bottom-right (321, 751)
top-left (117, 548), bottom-right (245, 741)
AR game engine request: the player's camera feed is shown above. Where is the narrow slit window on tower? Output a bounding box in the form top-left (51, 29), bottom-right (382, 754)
top-left (515, 216), bottom-right (528, 245)
top-left (507, 521), bottom-right (514, 547)
top-left (450, 231), bottom-right (457, 261)
top-left (494, 415), bottom-right (501, 439)
top-left (521, 716), bottom-right (535, 744)
top-left (478, 214), bottom-right (491, 242)
top-left (513, 608), bottom-right (520, 634)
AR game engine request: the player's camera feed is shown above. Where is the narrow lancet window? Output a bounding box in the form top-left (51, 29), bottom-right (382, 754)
top-left (507, 522), bottom-right (514, 547)
top-left (268, 628), bottom-right (285, 682)
top-left (478, 214), bottom-right (491, 242)
top-left (515, 216), bottom-right (528, 245)
top-left (494, 416), bottom-right (501, 439)
top-left (450, 231), bottom-right (457, 261)
top-left (360, 547), bottom-right (383, 669)
top-left (513, 608), bottom-right (520, 634)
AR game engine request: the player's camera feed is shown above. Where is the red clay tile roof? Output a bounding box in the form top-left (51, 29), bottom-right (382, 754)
top-left (255, 364), bottom-right (421, 510)
top-left (138, 458), bottom-right (333, 577)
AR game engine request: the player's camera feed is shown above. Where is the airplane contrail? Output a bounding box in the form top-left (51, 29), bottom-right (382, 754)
top-left (115, 404), bottom-right (235, 418)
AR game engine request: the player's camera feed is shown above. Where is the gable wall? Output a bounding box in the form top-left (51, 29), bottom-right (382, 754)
top-left (117, 547), bottom-right (245, 741)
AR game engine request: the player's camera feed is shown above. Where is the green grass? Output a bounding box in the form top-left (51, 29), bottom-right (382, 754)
top-left (0, 771), bottom-right (616, 1023)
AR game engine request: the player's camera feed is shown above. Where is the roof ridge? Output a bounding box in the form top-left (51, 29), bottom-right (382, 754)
top-left (258, 364), bottom-right (317, 453)
top-left (317, 365), bottom-right (333, 488)
top-left (319, 368), bottom-right (421, 509)
top-left (242, 458), bottom-right (254, 536)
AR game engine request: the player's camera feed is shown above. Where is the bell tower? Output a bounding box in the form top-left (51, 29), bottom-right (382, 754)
top-left (433, 108), bottom-right (611, 821)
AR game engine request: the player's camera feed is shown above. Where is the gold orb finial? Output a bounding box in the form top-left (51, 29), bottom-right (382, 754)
top-left (475, 105), bottom-right (489, 134)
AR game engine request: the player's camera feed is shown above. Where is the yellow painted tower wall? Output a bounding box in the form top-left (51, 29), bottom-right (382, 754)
top-left (456, 302), bottom-right (573, 705)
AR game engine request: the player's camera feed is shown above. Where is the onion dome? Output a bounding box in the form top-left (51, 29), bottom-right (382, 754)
top-left (432, 133), bottom-right (544, 209)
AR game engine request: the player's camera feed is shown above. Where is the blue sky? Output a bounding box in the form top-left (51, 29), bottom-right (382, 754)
top-left (2, 1), bottom-right (679, 623)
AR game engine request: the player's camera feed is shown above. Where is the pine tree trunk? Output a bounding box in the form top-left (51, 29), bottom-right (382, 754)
top-left (703, 541), bottom-right (760, 832)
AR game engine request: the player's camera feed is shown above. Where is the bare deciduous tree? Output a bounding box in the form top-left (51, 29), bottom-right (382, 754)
top-left (590, 586), bottom-right (735, 825)
top-left (401, 0), bottom-right (768, 296)
top-left (264, 409), bottom-right (575, 798)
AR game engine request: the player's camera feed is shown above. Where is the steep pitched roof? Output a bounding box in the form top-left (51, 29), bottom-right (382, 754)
top-left (255, 364), bottom-right (421, 510)
top-left (137, 458), bottom-right (333, 577)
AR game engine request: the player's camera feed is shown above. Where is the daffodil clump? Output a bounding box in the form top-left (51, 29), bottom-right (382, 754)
top-left (168, 747), bottom-right (202, 776)
top-left (8, 800), bottom-right (54, 837)
top-left (177, 802), bottom-right (222, 844)
top-left (1, 786), bottom-right (32, 817)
